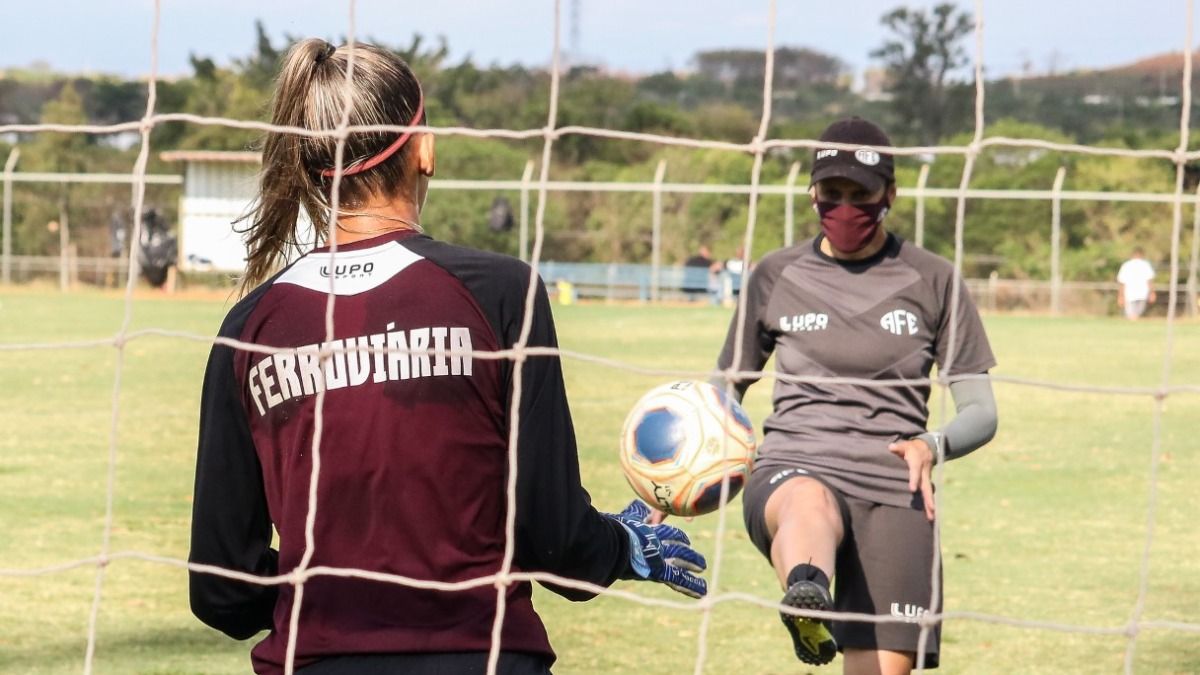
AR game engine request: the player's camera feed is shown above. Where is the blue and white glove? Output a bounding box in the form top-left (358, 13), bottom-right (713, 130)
top-left (607, 500), bottom-right (708, 599)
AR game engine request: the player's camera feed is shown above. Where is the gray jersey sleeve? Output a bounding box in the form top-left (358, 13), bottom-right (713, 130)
top-left (713, 254), bottom-right (785, 402)
top-left (917, 376), bottom-right (997, 462)
top-left (934, 274), bottom-right (996, 376)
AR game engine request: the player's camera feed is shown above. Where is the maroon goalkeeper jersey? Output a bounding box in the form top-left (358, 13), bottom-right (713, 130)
top-left (188, 230), bottom-right (629, 674)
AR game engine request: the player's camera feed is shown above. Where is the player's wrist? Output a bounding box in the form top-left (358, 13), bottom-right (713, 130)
top-left (614, 519), bottom-right (652, 579)
top-left (916, 432), bottom-right (942, 463)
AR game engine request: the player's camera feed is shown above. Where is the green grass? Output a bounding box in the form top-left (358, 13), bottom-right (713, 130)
top-left (0, 287), bottom-right (1198, 674)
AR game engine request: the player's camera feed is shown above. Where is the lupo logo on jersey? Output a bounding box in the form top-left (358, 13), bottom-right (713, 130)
top-left (319, 262), bottom-right (375, 279)
top-left (880, 309), bottom-right (919, 336)
top-left (889, 602), bottom-right (927, 622)
top-left (780, 312), bottom-right (829, 332)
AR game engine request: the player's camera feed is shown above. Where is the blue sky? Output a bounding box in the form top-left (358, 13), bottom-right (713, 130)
top-left (3, 1), bottom-right (1196, 81)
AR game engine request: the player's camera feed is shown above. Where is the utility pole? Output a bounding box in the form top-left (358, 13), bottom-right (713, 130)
top-left (570, 0), bottom-right (581, 65)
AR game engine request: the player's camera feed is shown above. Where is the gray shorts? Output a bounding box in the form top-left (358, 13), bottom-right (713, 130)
top-left (1124, 299), bottom-right (1148, 319)
top-left (743, 465), bottom-right (942, 667)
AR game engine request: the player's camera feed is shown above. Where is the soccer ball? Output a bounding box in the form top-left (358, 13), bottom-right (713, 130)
top-left (619, 380), bottom-right (757, 517)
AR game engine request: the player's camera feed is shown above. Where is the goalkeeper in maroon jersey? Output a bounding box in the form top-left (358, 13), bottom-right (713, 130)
top-left (187, 39), bottom-right (706, 675)
top-left (715, 117), bottom-right (998, 673)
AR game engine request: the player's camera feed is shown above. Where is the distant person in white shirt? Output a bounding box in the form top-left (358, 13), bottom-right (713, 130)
top-left (1117, 248), bottom-right (1156, 320)
top-left (716, 245), bottom-right (749, 304)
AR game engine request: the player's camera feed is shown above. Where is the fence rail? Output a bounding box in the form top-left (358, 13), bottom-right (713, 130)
top-left (541, 261), bottom-right (737, 303)
top-left (4, 255), bottom-right (128, 289)
top-left (2, 168), bottom-right (1198, 315)
top-left (5, 255), bottom-right (1188, 318)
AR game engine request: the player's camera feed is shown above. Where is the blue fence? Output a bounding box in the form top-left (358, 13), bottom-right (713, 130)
top-left (537, 261), bottom-right (743, 302)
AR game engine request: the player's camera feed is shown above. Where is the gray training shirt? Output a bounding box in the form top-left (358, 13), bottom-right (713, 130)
top-left (717, 233), bottom-right (996, 509)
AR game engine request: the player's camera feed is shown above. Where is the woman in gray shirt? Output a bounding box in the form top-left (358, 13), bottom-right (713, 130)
top-left (715, 117), bottom-right (998, 674)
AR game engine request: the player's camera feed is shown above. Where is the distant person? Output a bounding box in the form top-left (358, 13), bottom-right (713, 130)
top-left (109, 208), bottom-right (128, 259)
top-left (107, 207), bottom-right (129, 288)
top-left (719, 245), bottom-right (749, 302)
top-left (711, 117), bottom-right (998, 673)
top-left (138, 208), bottom-right (177, 289)
top-left (683, 244), bottom-right (715, 301)
top-left (188, 39), bottom-right (707, 675)
top-left (1117, 247), bottom-right (1155, 320)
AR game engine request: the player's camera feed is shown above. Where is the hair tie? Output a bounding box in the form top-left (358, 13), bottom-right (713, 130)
top-left (315, 43), bottom-right (336, 64)
top-left (320, 90), bottom-right (425, 178)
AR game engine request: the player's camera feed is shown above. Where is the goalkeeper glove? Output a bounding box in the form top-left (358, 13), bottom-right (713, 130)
top-left (607, 500), bottom-right (708, 599)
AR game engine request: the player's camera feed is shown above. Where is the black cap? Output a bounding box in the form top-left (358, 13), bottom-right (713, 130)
top-left (809, 117), bottom-right (895, 193)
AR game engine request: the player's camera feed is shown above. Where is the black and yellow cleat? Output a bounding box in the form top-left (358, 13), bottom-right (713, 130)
top-left (780, 579), bottom-right (837, 666)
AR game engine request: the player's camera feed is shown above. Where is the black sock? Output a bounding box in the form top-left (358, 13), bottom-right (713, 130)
top-left (786, 563), bottom-right (830, 591)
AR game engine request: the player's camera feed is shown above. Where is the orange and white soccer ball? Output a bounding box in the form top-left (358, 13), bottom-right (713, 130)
top-left (618, 380), bottom-right (757, 517)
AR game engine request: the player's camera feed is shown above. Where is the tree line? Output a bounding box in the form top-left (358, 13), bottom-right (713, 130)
top-left (2, 4), bottom-right (1196, 282)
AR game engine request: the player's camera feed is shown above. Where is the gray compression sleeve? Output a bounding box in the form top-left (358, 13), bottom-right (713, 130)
top-left (916, 376), bottom-right (998, 463)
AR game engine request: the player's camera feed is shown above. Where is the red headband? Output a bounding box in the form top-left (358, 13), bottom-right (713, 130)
top-left (320, 93), bottom-right (425, 178)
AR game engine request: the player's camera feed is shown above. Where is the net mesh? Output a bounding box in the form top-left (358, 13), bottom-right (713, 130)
top-left (1, 0), bottom-right (1198, 673)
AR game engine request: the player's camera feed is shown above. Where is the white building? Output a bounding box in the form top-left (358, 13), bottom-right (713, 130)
top-left (160, 150), bottom-right (316, 273)
top-left (160, 150), bottom-right (259, 272)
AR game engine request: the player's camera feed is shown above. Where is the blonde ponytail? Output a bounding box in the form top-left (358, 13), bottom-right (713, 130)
top-left (237, 39), bottom-right (424, 293)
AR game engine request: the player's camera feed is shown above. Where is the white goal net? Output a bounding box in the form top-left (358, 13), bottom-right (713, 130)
top-left (1, 1), bottom-right (1198, 674)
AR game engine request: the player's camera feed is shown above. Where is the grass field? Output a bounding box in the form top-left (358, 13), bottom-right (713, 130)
top-left (0, 287), bottom-right (1198, 674)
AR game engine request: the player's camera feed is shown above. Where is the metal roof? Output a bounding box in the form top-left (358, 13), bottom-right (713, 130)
top-left (159, 150), bottom-right (262, 163)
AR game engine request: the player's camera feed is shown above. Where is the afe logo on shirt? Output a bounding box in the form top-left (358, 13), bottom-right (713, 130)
top-left (855, 148), bottom-right (881, 166)
top-left (880, 309), bottom-right (919, 336)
